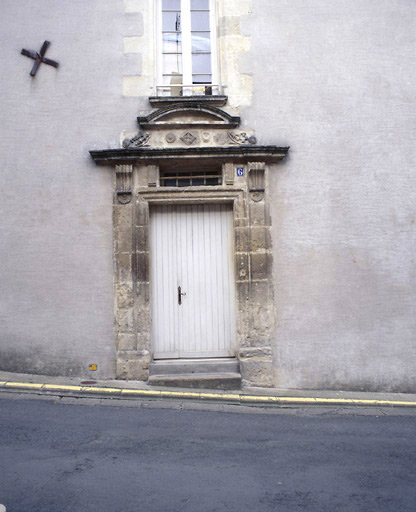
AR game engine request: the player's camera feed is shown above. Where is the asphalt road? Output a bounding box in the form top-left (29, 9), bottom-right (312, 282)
top-left (0, 394), bottom-right (415, 512)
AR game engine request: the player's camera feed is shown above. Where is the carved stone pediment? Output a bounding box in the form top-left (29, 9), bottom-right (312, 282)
top-left (120, 102), bottom-right (262, 150)
top-left (91, 99), bottom-right (289, 163)
top-left (137, 103), bottom-right (240, 129)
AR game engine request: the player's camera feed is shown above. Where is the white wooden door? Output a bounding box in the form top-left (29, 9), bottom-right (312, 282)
top-left (150, 204), bottom-right (236, 359)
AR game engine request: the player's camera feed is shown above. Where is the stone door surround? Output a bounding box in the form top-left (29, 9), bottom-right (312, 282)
top-left (90, 100), bottom-right (289, 387)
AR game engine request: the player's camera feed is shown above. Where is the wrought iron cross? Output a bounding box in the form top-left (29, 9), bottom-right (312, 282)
top-left (21, 40), bottom-right (59, 77)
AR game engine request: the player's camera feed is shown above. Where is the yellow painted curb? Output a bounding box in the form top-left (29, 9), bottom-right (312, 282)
top-left (240, 395), bottom-right (416, 407)
top-left (241, 395), bottom-right (280, 403)
top-left (121, 389), bottom-right (161, 397)
top-left (160, 390), bottom-right (201, 399)
top-left (42, 384), bottom-right (83, 392)
top-left (4, 382), bottom-right (44, 389)
top-left (350, 399), bottom-right (416, 407)
top-left (1, 381), bottom-right (416, 407)
top-left (80, 386), bottom-right (121, 394)
top-left (200, 393), bottom-right (240, 401)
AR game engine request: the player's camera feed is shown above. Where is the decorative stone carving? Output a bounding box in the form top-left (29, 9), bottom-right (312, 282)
top-left (122, 132), bottom-right (150, 148)
top-left (201, 131), bottom-right (211, 143)
top-left (248, 162), bottom-right (266, 202)
top-left (165, 133), bottom-right (176, 143)
top-left (180, 131), bottom-right (197, 145)
top-left (228, 132), bottom-right (257, 145)
top-left (249, 191), bottom-right (263, 202)
top-left (115, 164), bottom-right (133, 204)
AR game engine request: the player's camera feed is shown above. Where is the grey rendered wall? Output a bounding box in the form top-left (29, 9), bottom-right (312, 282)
top-left (0, 0), bottom-right (146, 378)
top-left (242, 1), bottom-right (416, 392)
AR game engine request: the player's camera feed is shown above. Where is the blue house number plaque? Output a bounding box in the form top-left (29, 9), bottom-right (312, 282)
top-left (236, 167), bottom-right (244, 177)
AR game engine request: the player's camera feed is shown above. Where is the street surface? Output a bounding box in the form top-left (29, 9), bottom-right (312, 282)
top-left (0, 394), bottom-right (415, 512)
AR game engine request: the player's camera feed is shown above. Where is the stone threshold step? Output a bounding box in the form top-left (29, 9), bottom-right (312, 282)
top-left (148, 372), bottom-right (242, 390)
top-left (149, 359), bottom-right (239, 376)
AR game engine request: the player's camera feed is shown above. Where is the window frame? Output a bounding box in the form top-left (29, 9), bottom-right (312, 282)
top-left (157, 0), bottom-right (219, 96)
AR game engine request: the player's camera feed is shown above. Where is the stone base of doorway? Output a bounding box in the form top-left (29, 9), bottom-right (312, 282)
top-left (148, 358), bottom-right (242, 390)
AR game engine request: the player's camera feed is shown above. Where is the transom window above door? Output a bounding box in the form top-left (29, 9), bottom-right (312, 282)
top-left (160, 168), bottom-right (222, 187)
top-left (158, 0), bottom-right (219, 97)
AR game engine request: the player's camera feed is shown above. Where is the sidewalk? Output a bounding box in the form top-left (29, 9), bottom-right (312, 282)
top-left (1, 370), bottom-right (416, 408)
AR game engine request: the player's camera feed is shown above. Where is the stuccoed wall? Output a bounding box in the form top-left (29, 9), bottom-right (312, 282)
top-left (241, 0), bottom-right (416, 392)
top-left (1, 0), bottom-right (415, 392)
top-left (0, 0), bottom-right (147, 378)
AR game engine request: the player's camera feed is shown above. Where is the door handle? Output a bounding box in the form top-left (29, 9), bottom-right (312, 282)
top-left (178, 286), bottom-right (186, 305)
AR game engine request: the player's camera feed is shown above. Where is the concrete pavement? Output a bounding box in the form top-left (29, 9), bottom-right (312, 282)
top-left (1, 371), bottom-right (416, 408)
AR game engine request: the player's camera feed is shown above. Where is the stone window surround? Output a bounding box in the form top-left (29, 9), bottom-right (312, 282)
top-left (111, 160), bottom-right (278, 388)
